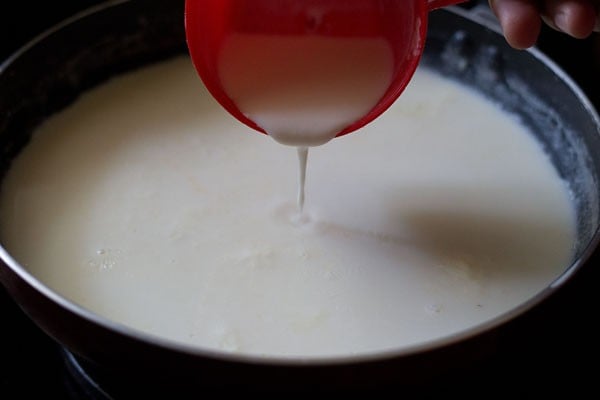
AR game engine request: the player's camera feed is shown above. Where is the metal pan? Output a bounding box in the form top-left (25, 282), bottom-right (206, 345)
top-left (0, 0), bottom-right (598, 394)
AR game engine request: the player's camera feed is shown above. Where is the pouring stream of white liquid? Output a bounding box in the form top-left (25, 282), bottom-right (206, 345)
top-left (218, 34), bottom-right (395, 215)
top-left (297, 147), bottom-right (309, 213)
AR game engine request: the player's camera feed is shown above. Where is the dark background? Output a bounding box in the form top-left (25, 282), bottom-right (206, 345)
top-left (0, 1), bottom-right (599, 397)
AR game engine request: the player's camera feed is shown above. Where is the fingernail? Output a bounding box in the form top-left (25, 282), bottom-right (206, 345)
top-left (553, 11), bottom-right (568, 33)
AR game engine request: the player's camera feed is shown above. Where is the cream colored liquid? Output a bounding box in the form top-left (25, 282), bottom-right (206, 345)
top-left (0, 57), bottom-right (575, 358)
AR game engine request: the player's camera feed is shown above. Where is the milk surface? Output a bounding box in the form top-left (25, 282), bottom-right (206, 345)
top-left (0, 57), bottom-right (575, 358)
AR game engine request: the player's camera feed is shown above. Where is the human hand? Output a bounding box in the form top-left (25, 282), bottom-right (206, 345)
top-left (489, 0), bottom-right (599, 49)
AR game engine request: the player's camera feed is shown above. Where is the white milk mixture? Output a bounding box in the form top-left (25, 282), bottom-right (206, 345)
top-left (0, 57), bottom-right (575, 358)
top-left (219, 34), bottom-right (394, 147)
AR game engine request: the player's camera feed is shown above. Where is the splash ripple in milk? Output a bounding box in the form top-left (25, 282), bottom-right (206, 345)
top-left (0, 57), bottom-right (575, 358)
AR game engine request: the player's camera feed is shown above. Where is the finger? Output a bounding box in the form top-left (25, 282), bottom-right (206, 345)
top-left (542, 0), bottom-right (597, 38)
top-left (489, 0), bottom-right (542, 49)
